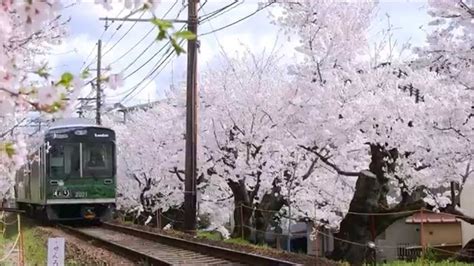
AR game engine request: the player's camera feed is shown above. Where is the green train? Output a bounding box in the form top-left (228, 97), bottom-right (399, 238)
top-left (15, 118), bottom-right (116, 222)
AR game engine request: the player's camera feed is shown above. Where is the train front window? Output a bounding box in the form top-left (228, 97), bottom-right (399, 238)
top-left (49, 144), bottom-right (81, 179)
top-left (82, 143), bottom-right (113, 178)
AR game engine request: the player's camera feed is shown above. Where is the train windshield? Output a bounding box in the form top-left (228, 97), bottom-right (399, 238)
top-left (49, 144), bottom-right (81, 179)
top-left (82, 143), bottom-right (113, 178)
top-left (48, 142), bottom-right (114, 179)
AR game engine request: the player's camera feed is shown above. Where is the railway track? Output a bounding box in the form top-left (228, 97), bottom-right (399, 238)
top-left (59, 222), bottom-right (298, 266)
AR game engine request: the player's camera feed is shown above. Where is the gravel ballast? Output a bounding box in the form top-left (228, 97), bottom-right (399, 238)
top-left (110, 221), bottom-right (339, 265)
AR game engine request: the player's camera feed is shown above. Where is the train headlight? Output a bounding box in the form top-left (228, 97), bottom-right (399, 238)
top-left (74, 129), bottom-right (87, 135)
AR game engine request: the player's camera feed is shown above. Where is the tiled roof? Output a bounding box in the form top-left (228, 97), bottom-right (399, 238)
top-left (405, 212), bottom-right (459, 224)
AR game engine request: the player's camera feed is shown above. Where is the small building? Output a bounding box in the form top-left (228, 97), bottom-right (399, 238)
top-left (376, 211), bottom-right (462, 261)
top-left (263, 221), bottom-right (335, 256)
top-left (460, 182), bottom-right (474, 247)
top-left (375, 217), bottom-right (420, 261)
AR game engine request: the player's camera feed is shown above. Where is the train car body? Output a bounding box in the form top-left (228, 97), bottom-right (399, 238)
top-left (15, 118), bottom-right (116, 221)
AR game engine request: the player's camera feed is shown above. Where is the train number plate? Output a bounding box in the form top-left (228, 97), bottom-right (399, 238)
top-left (74, 191), bottom-right (88, 198)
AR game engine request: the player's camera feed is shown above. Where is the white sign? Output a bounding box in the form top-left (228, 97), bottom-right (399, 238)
top-left (47, 237), bottom-right (65, 266)
top-left (94, 133), bottom-right (109, 138)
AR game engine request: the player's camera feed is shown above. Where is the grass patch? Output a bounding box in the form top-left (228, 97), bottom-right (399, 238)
top-left (196, 232), bottom-right (273, 251)
top-left (23, 227), bottom-right (48, 264)
top-left (1, 217), bottom-right (83, 265)
top-left (1, 224), bottom-right (47, 265)
top-left (197, 231), bottom-right (222, 241)
top-left (224, 237), bottom-right (272, 250)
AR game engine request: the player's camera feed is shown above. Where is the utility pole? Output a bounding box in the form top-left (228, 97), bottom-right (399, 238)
top-left (96, 39), bottom-right (102, 125)
top-left (98, 5), bottom-right (199, 233)
top-left (184, 0), bottom-right (199, 234)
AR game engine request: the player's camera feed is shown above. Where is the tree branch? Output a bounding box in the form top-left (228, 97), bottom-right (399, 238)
top-left (171, 167), bottom-right (185, 182)
top-left (302, 157), bottom-right (318, 180)
top-left (445, 205), bottom-right (474, 224)
top-left (299, 145), bottom-right (360, 177)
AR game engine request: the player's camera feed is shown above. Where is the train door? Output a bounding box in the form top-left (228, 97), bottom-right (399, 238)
top-left (25, 161), bottom-right (32, 200)
top-left (40, 144), bottom-right (46, 201)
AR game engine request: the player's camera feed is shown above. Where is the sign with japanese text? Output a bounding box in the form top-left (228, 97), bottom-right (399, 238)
top-left (47, 237), bottom-right (65, 266)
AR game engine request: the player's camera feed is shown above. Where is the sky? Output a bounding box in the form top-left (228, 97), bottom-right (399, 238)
top-left (50, 0), bottom-right (432, 109)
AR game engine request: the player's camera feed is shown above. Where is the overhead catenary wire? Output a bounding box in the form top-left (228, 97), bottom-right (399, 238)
top-left (104, 1), bottom-right (185, 101)
top-left (200, 6), bottom-right (245, 90)
top-left (114, 1), bottom-right (184, 76)
top-left (111, 1), bottom-right (211, 104)
top-left (105, 34), bottom-right (178, 102)
top-left (119, 45), bottom-right (178, 104)
top-left (199, 1), bottom-right (275, 36)
top-left (122, 38), bottom-right (174, 80)
top-left (80, 7), bottom-right (127, 71)
top-left (83, 7), bottom-right (147, 72)
top-left (198, 0), bottom-right (242, 24)
top-left (101, 10), bottom-right (147, 58)
top-left (108, 26), bottom-right (155, 66)
top-left (79, 1), bottom-right (183, 113)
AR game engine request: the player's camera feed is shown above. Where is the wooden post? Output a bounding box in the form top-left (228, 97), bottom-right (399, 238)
top-left (420, 209), bottom-right (425, 264)
top-left (370, 215), bottom-right (376, 241)
top-left (240, 204), bottom-right (244, 239)
top-left (157, 209), bottom-right (162, 229)
top-left (313, 225), bottom-right (319, 257)
top-left (17, 213), bottom-right (24, 266)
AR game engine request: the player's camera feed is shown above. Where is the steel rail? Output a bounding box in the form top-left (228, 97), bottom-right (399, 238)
top-left (58, 224), bottom-right (171, 265)
top-left (101, 222), bottom-right (298, 266)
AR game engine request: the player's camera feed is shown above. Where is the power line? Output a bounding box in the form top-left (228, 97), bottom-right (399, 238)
top-left (118, 2), bottom-right (184, 78)
top-left (111, 0), bottom-right (208, 105)
top-left (108, 26), bottom-right (155, 66)
top-left (83, 8), bottom-right (144, 71)
top-left (103, 32), bottom-right (177, 101)
top-left (104, 0), bottom-right (184, 100)
top-left (112, 32), bottom-right (185, 104)
top-left (119, 44), bottom-right (178, 104)
top-left (101, 10), bottom-right (147, 58)
top-left (80, 8), bottom-right (126, 71)
top-left (199, 1), bottom-right (275, 36)
top-left (121, 21), bottom-right (184, 81)
top-left (198, 0), bottom-right (242, 24)
top-left (200, 6), bottom-right (246, 90)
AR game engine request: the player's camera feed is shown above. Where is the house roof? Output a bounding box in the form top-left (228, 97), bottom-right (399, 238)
top-left (405, 212), bottom-right (459, 224)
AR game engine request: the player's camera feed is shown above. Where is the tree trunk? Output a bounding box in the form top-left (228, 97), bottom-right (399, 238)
top-left (254, 186), bottom-right (286, 244)
top-left (330, 144), bottom-right (425, 265)
top-left (228, 180), bottom-right (253, 240)
top-left (330, 170), bottom-right (381, 265)
top-left (162, 206), bottom-right (185, 230)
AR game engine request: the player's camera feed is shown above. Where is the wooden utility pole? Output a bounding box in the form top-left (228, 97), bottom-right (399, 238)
top-left (96, 39), bottom-right (102, 125)
top-left (184, 0), bottom-right (199, 234)
top-left (98, 4), bottom-right (199, 233)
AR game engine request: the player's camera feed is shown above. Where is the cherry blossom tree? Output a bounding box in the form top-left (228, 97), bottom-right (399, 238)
top-left (198, 51), bottom-right (323, 241)
top-left (276, 0), bottom-right (472, 263)
top-left (414, 0), bottom-right (473, 222)
top-left (1, 1), bottom-right (80, 201)
top-left (0, 0), bottom-right (193, 202)
top-left (104, 94), bottom-right (187, 225)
